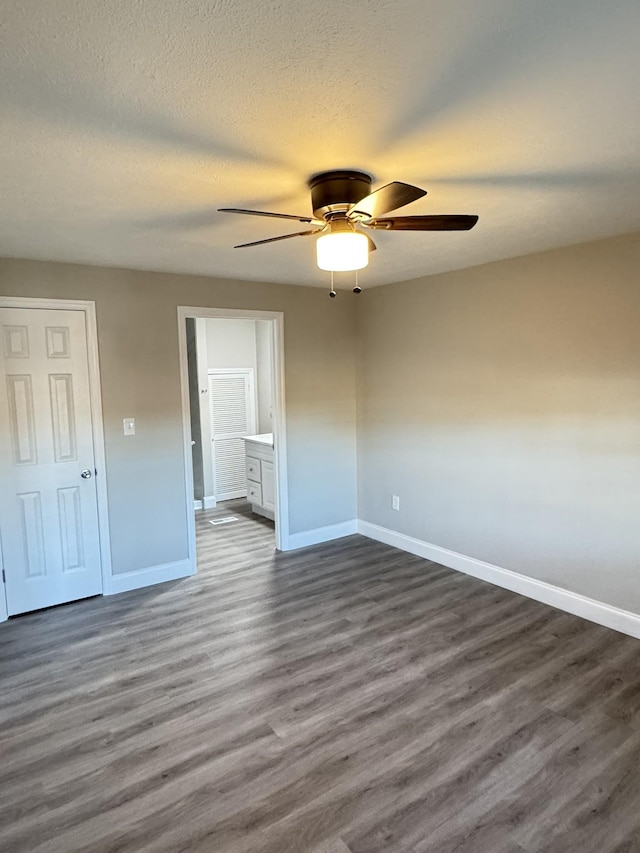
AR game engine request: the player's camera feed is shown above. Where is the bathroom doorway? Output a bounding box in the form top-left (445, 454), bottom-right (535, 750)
top-left (178, 308), bottom-right (289, 570)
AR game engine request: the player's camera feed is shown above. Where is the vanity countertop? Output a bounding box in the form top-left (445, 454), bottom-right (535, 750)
top-left (242, 433), bottom-right (274, 447)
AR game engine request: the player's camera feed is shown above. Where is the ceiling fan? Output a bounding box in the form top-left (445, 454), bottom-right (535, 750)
top-left (219, 170), bottom-right (478, 296)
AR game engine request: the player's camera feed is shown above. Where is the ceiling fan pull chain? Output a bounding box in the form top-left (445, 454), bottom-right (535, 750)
top-left (353, 269), bottom-right (362, 294)
top-left (329, 270), bottom-right (336, 298)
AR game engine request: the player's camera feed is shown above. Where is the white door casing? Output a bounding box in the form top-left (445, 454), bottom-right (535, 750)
top-left (177, 306), bottom-right (288, 556)
top-left (208, 368), bottom-right (257, 501)
top-left (0, 307), bottom-right (103, 615)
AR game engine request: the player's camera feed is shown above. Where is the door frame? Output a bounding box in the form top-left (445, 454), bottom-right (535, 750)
top-left (0, 296), bottom-right (113, 622)
top-left (177, 306), bottom-right (289, 557)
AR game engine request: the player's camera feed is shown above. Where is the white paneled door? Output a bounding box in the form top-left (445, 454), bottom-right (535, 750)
top-left (0, 308), bottom-right (102, 615)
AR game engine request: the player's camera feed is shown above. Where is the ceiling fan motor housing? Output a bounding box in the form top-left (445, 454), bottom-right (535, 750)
top-left (309, 170), bottom-right (372, 220)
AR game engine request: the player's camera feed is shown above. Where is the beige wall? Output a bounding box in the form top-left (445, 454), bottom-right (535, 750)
top-left (0, 258), bottom-right (358, 574)
top-left (357, 232), bottom-right (640, 612)
top-left (204, 318), bottom-right (257, 369)
top-left (4, 230), bottom-right (640, 610)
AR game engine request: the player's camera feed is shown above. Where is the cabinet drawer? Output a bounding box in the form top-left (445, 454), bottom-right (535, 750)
top-left (246, 456), bottom-right (261, 483)
top-left (247, 482), bottom-right (263, 505)
top-left (244, 440), bottom-right (273, 462)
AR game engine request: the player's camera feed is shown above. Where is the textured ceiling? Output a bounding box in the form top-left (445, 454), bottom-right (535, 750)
top-left (1, 0), bottom-right (640, 288)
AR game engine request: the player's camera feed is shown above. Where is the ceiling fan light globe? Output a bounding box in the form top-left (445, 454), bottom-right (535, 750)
top-left (316, 232), bottom-right (368, 272)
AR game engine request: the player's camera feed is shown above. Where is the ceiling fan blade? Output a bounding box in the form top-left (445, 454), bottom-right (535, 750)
top-left (234, 229), bottom-right (323, 248)
top-left (348, 182), bottom-right (427, 219)
top-left (366, 214), bottom-right (479, 231)
top-left (363, 233), bottom-right (377, 252)
top-left (220, 208), bottom-right (324, 226)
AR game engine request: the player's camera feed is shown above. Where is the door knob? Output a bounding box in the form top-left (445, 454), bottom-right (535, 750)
top-left (80, 468), bottom-right (93, 479)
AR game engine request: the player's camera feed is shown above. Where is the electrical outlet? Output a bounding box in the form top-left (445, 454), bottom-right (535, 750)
top-left (392, 495), bottom-right (400, 511)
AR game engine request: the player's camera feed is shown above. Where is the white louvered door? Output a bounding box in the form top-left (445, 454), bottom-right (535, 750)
top-left (208, 369), bottom-right (256, 501)
top-left (0, 308), bottom-right (102, 616)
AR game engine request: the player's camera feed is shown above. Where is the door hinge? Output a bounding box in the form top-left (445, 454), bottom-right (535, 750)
top-left (2, 569), bottom-right (5, 584)
top-left (95, 468), bottom-right (98, 477)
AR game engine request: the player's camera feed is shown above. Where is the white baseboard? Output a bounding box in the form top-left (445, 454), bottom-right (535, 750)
top-left (194, 496), bottom-right (216, 512)
top-left (357, 520), bottom-right (640, 640)
top-left (105, 558), bottom-right (195, 596)
top-left (284, 519), bottom-right (358, 552)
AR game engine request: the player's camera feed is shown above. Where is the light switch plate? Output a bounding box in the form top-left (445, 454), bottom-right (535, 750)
top-left (123, 417), bottom-right (135, 436)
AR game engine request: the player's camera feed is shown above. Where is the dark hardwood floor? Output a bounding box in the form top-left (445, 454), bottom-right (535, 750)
top-left (2, 501), bottom-right (640, 852)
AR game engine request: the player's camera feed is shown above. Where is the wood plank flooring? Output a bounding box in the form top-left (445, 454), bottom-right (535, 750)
top-left (2, 500), bottom-right (640, 852)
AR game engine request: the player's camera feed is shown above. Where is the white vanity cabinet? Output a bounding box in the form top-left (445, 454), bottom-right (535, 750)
top-left (243, 434), bottom-right (275, 520)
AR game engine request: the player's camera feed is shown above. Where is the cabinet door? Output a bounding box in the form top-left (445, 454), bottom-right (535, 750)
top-left (261, 460), bottom-right (275, 511)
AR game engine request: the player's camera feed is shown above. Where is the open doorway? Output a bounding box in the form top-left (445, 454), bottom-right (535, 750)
top-left (178, 307), bottom-right (289, 573)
